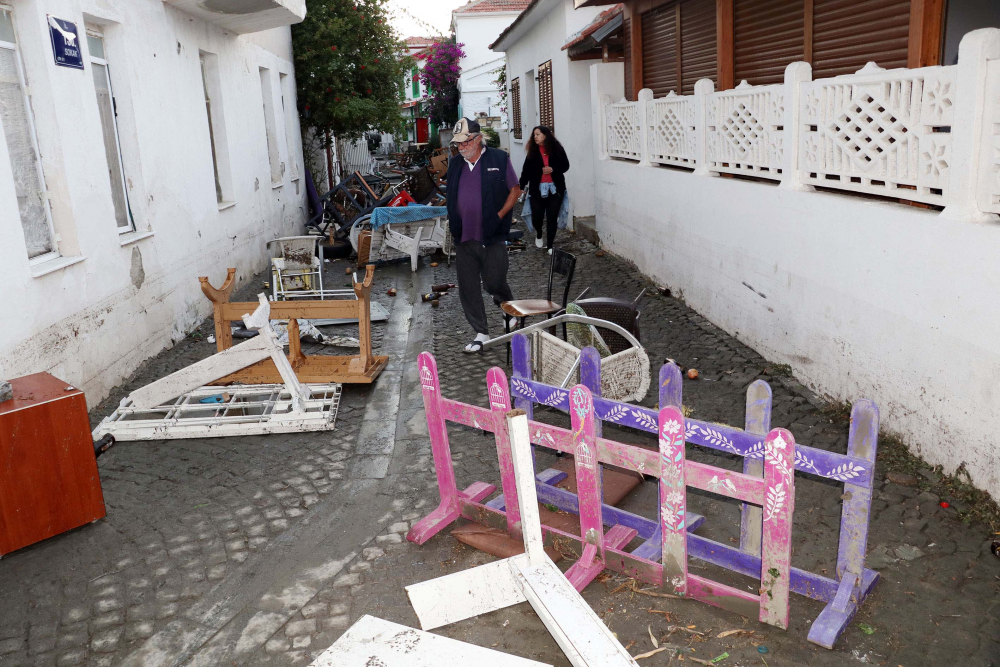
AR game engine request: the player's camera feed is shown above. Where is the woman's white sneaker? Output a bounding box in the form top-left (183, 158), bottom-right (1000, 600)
top-left (535, 237), bottom-right (544, 248)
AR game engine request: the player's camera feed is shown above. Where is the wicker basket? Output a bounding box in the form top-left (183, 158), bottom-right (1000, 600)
top-left (531, 330), bottom-right (650, 403)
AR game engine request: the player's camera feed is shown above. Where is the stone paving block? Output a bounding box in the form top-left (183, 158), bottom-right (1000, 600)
top-left (284, 619), bottom-right (316, 638)
top-left (89, 628), bottom-right (122, 654)
top-left (264, 637), bottom-right (291, 654)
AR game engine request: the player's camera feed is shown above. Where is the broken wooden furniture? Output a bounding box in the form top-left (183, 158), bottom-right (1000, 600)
top-left (199, 266), bottom-right (388, 384)
top-left (407, 406), bottom-right (641, 667)
top-left (93, 296), bottom-right (342, 441)
top-left (484, 313), bottom-right (650, 402)
top-left (508, 332), bottom-right (881, 649)
top-left (407, 354), bottom-right (795, 632)
top-left (0, 373), bottom-right (106, 557)
top-left (309, 615), bottom-right (550, 667)
top-left (349, 206), bottom-right (451, 272)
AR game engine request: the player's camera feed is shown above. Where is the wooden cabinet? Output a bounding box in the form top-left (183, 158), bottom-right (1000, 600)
top-left (0, 373), bottom-right (106, 557)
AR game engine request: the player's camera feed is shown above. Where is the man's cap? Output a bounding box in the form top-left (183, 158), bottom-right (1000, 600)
top-left (451, 117), bottom-right (481, 143)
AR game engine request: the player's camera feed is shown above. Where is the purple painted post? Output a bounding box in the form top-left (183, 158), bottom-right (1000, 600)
top-left (740, 380), bottom-right (773, 555)
top-left (406, 352), bottom-right (460, 545)
top-left (511, 333), bottom-right (534, 421)
top-left (580, 347), bottom-right (603, 439)
top-left (565, 385), bottom-right (606, 591)
top-left (658, 362), bottom-right (683, 409)
top-left (487, 367), bottom-right (522, 541)
top-left (658, 405), bottom-right (688, 596)
top-left (760, 427), bottom-right (795, 629)
top-left (807, 400), bottom-right (880, 649)
top-left (837, 400), bottom-right (879, 580)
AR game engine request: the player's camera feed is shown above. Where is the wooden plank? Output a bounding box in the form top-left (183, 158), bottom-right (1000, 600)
top-left (716, 0), bottom-right (734, 90)
top-left (759, 428), bottom-right (795, 629)
top-left (130, 334), bottom-right (272, 409)
top-left (218, 300), bottom-right (360, 322)
top-left (406, 556), bottom-right (528, 631)
top-left (406, 352), bottom-right (461, 545)
top-left (630, 10), bottom-right (644, 99)
top-left (199, 269), bottom-right (236, 352)
top-left (836, 400), bottom-right (879, 580)
top-left (569, 385), bottom-right (604, 563)
top-left (803, 0), bottom-right (814, 64)
top-left (312, 615), bottom-right (551, 667)
top-left (509, 410), bottom-right (546, 564)
top-left (489, 367), bottom-right (522, 541)
top-left (658, 405), bottom-right (687, 596)
top-left (512, 559), bottom-right (639, 667)
top-left (739, 379), bottom-right (772, 555)
top-left (907, 0), bottom-right (945, 68)
top-left (210, 355), bottom-right (389, 385)
top-left (511, 334), bottom-right (534, 420)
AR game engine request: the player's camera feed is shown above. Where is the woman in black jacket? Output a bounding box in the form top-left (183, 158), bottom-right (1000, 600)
top-left (519, 126), bottom-right (570, 253)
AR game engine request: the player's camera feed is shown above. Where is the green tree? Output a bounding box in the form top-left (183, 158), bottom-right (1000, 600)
top-left (292, 0), bottom-right (412, 141)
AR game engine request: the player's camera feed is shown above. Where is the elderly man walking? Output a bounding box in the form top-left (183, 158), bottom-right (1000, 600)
top-left (446, 117), bottom-right (521, 353)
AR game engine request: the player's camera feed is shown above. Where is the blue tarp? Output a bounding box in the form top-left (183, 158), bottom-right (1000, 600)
top-left (367, 205), bottom-right (447, 230)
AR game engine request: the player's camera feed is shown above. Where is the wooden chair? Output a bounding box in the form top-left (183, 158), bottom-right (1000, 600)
top-left (501, 249), bottom-right (576, 361)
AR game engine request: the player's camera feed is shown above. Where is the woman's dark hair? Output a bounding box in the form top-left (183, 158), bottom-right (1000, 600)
top-left (525, 125), bottom-right (563, 159)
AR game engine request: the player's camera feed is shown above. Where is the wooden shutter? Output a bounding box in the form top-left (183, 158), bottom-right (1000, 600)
top-left (538, 60), bottom-right (554, 130)
top-left (641, 4), bottom-right (678, 97)
top-left (511, 77), bottom-right (522, 139)
top-left (812, 0), bottom-right (910, 79)
top-left (680, 0), bottom-right (717, 94)
top-left (734, 0), bottom-right (804, 86)
top-left (623, 16), bottom-right (633, 100)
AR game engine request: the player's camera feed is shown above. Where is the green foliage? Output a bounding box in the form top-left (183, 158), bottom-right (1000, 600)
top-left (292, 0), bottom-right (412, 141)
top-left (491, 63), bottom-right (508, 117)
top-left (482, 127), bottom-right (500, 148)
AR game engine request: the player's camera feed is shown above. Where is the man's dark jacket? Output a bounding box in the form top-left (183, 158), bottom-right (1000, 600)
top-left (518, 142), bottom-right (570, 199)
top-left (446, 147), bottom-right (515, 246)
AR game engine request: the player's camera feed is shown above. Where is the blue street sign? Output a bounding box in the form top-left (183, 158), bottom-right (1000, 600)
top-left (48, 15), bottom-right (83, 70)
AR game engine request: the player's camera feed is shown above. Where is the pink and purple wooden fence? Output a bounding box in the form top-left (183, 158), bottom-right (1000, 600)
top-left (407, 351), bottom-right (796, 629)
top-left (508, 334), bottom-right (880, 649)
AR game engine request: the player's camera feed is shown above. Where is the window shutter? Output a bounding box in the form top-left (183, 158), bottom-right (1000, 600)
top-left (538, 60), bottom-right (554, 130)
top-left (680, 0), bottom-right (717, 94)
top-left (734, 0), bottom-right (805, 86)
top-left (812, 0), bottom-right (910, 79)
top-left (511, 77), bottom-right (522, 139)
top-left (623, 16), bottom-right (633, 100)
top-left (641, 4), bottom-right (678, 97)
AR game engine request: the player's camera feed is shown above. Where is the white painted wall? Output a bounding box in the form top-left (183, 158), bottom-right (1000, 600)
top-left (591, 105), bottom-right (1000, 501)
top-left (503, 0), bottom-right (602, 217)
top-left (455, 11), bottom-right (519, 119)
top-left (0, 0), bottom-right (307, 407)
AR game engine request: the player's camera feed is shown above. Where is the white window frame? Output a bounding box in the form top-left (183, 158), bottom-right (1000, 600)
top-left (87, 27), bottom-right (134, 233)
top-left (259, 66), bottom-right (282, 186)
top-left (0, 5), bottom-right (59, 264)
top-left (279, 71), bottom-right (298, 180)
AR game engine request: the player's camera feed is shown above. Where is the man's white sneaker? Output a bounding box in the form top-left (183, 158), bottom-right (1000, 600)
top-left (535, 237), bottom-right (544, 248)
top-left (548, 248), bottom-right (553, 255)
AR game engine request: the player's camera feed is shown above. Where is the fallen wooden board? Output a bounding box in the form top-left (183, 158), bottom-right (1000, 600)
top-left (407, 409), bottom-right (639, 667)
top-left (130, 335), bottom-right (271, 409)
top-left (310, 615), bottom-right (550, 667)
top-left (92, 383), bottom-right (341, 441)
top-left (210, 354), bottom-right (389, 385)
top-left (406, 555), bottom-right (528, 631)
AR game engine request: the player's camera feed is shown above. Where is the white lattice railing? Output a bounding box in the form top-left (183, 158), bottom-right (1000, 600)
top-left (596, 30), bottom-right (1000, 218)
top-left (605, 99), bottom-right (642, 160)
top-left (799, 62), bottom-right (956, 205)
top-left (706, 82), bottom-right (786, 179)
top-left (647, 92), bottom-right (698, 168)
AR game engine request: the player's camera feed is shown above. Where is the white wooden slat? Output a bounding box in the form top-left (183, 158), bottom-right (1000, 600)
top-left (511, 560), bottom-right (639, 667)
top-left (310, 615), bottom-right (552, 667)
top-left (128, 335), bottom-right (272, 409)
top-left (406, 555), bottom-right (528, 631)
top-left (507, 411), bottom-right (545, 564)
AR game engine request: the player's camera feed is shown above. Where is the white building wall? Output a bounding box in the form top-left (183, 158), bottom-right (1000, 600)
top-left (503, 0), bottom-right (601, 216)
top-left (455, 12), bottom-right (519, 119)
top-left (589, 48), bottom-right (1000, 500)
top-left (0, 0), bottom-right (306, 407)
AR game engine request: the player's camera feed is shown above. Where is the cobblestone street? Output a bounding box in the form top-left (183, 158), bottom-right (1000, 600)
top-left (0, 227), bottom-right (997, 667)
